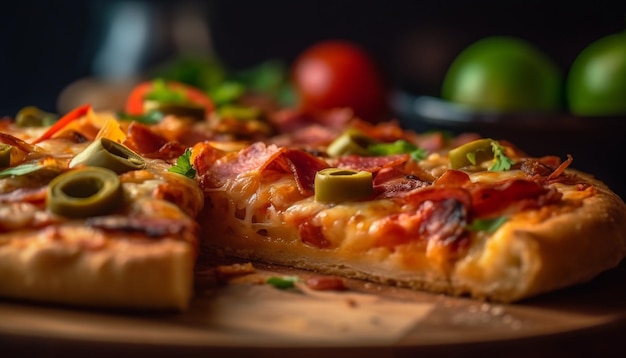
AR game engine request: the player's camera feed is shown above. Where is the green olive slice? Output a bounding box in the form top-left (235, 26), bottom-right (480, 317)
top-left (0, 143), bottom-right (12, 167)
top-left (69, 138), bottom-right (146, 174)
top-left (15, 106), bottom-right (58, 127)
top-left (144, 100), bottom-right (205, 120)
top-left (47, 167), bottom-right (123, 218)
top-left (314, 168), bottom-right (373, 203)
top-left (448, 138), bottom-right (495, 169)
top-left (326, 129), bottom-right (377, 157)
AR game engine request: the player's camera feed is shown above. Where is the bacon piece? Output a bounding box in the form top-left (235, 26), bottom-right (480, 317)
top-left (201, 143), bottom-right (281, 189)
top-left (373, 167), bottom-right (429, 198)
top-left (373, 197), bottom-right (469, 249)
top-left (124, 122), bottom-right (186, 160)
top-left (335, 153), bottom-right (409, 173)
top-left (431, 169), bottom-right (561, 218)
top-left (305, 276), bottom-right (347, 291)
top-left (269, 107), bottom-right (353, 134)
top-left (520, 159), bottom-right (554, 177)
top-left (0, 186), bottom-right (47, 204)
top-left (268, 148), bottom-right (329, 195)
top-left (434, 169), bottom-right (472, 186)
top-left (547, 154), bottom-right (573, 181)
top-left (0, 133), bottom-right (42, 154)
top-left (299, 220), bottom-right (331, 249)
top-left (201, 143), bottom-right (328, 196)
top-left (469, 180), bottom-right (553, 218)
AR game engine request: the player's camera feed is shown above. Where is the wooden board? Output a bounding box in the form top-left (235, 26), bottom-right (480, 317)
top-left (2, 259), bottom-right (626, 358)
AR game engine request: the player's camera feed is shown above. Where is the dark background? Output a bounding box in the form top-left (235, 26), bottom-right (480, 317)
top-left (0, 0), bottom-right (625, 196)
top-left (1, 0), bottom-right (625, 116)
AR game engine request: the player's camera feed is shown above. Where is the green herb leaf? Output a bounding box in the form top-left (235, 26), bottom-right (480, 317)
top-left (168, 148), bottom-right (196, 178)
top-left (144, 78), bottom-right (188, 104)
top-left (489, 141), bottom-right (515, 171)
top-left (266, 276), bottom-right (299, 289)
top-left (367, 140), bottom-right (427, 161)
top-left (118, 110), bottom-right (165, 124)
top-left (0, 163), bottom-right (45, 179)
top-left (210, 81), bottom-right (246, 106)
top-left (467, 216), bottom-right (508, 233)
top-left (218, 104), bottom-right (261, 121)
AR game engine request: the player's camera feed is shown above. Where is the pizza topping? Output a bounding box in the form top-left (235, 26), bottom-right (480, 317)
top-left (305, 276), bottom-right (347, 291)
top-left (546, 154), bottom-right (573, 181)
top-left (46, 167), bottom-right (123, 218)
top-left (0, 186), bottom-right (48, 204)
top-left (367, 140), bottom-right (427, 161)
top-left (373, 170), bottom-right (429, 198)
top-left (125, 79), bottom-right (214, 118)
top-left (314, 168), bottom-right (373, 203)
top-left (169, 148), bottom-right (197, 179)
top-left (15, 106), bottom-right (58, 127)
top-left (124, 121), bottom-right (187, 160)
top-left (0, 162), bottom-right (47, 179)
top-left (299, 220), bottom-right (332, 248)
top-left (372, 197), bottom-right (468, 249)
top-left (31, 104), bottom-right (91, 144)
top-left (69, 138), bottom-right (146, 174)
top-left (470, 179), bottom-right (558, 218)
top-left (467, 216), bottom-right (508, 233)
top-left (326, 128), bottom-right (377, 157)
top-left (334, 153), bottom-right (409, 173)
top-left (0, 144), bottom-right (11, 167)
top-left (266, 276), bottom-right (299, 289)
top-left (448, 138), bottom-right (514, 171)
top-left (272, 148), bottom-right (330, 195)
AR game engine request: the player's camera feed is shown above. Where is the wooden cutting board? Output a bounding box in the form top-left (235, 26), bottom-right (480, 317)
top-left (2, 259), bottom-right (626, 358)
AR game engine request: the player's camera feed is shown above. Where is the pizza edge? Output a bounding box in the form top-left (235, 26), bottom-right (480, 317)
top-left (198, 169), bottom-right (626, 303)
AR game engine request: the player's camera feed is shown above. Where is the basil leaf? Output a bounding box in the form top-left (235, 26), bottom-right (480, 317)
top-left (0, 163), bottom-right (45, 179)
top-left (367, 140), bottom-right (427, 161)
top-left (168, 148), bottom-right (196, 179)
top-left (467, 216), bottom-right (508, 233)
top-left (266, 276), bottom-right (298, 289)
top-left (489, 141), bottom-right (515, 172)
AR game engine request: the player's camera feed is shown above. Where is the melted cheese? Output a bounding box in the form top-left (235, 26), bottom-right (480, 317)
top-left (469, 170), bottom-right (528, 184)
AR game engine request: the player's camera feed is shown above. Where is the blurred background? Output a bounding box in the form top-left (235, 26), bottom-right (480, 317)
top-left (1, 0), bottom-right (625, 194)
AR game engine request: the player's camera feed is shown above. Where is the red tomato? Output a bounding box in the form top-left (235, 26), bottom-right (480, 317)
top-left (125, 80), bottom-right (214, 116)
top-left (291, 40), bottom-right (388, 122)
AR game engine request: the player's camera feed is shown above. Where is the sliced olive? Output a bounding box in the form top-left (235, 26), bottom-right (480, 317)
top-left (69, 138), bottom-right (146, 174)
top-left (47, 167), bottom-right (123, 218)
top-left (15, 106), bottom-right (58, 127)
top-left (0, 143), bottom-right (12, 167)
top-left (449, 138), bottom-right (495, 169)
top-left (326, 129), bottom-right (378, 157)
top-left (314, 168), bottom-right (373, 203)
top-left (143, 100), bottom-right (205, 120)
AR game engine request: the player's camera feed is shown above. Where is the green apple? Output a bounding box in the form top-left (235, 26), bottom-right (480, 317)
top-left (566, 31), bottom-right (626, 116)
top-left (441, 36), bottom-right (562, 113)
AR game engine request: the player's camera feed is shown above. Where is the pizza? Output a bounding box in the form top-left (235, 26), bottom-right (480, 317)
top-left (0, 103), bottom-right (204, 311)
top-left (1, 77), bottom-right (625, 312)
top-left (192, 110), bottom-right (626, 303)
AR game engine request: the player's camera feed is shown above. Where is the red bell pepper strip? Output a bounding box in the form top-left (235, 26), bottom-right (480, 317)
top-left (31, 104), bottom-right (92, 144)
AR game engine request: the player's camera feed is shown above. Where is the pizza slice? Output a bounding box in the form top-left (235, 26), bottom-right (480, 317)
top-left (193, 117), bottom-right (626, 303)
top-left (0, 105), bottom-right (204, 311)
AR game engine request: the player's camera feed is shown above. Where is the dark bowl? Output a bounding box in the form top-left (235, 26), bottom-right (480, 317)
top-left (392, 92), bottom-right (626, 200)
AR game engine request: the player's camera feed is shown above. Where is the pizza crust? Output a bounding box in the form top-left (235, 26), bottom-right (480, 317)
top-left (0, 225), bottom-right (195, 311)
top-left (455, 172), bottom-right (626, 302)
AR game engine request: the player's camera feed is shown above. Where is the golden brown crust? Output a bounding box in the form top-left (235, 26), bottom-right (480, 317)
top-left (0, 225), bottom-right (195, 311)
top-left (455, 171), bottom-right (626, 302)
